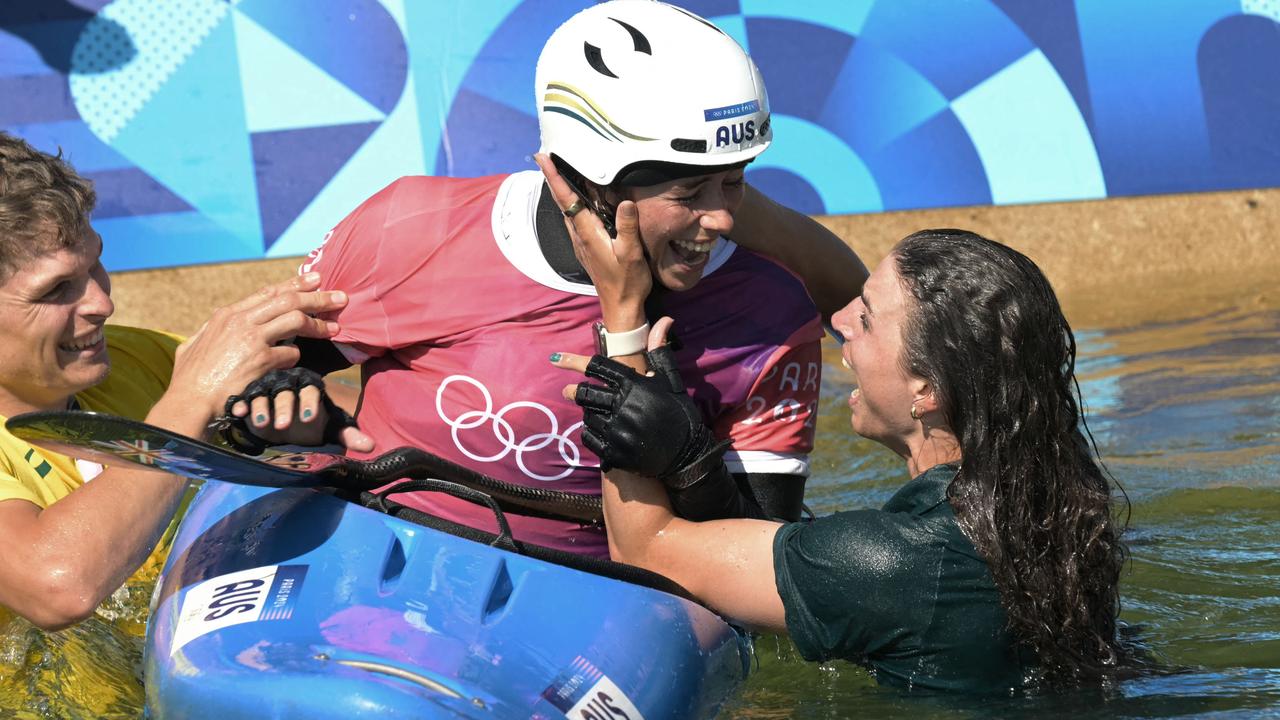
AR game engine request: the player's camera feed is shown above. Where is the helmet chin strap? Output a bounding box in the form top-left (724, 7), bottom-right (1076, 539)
top-left (556, 163), bottom-right (660, 281)
top-left (550, 154), bottom-right (617, 238)
top-left (590, 199), bottom-right (618, 239)
top-left (536, 177), bottom-right (660, 289)
top-left (533, 176), bottom-right (678, 349)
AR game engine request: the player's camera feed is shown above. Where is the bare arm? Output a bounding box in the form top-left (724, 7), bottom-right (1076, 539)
top-left (552, 341), bottom-right (789, 630)
top-left (0, 397), bottom-right (202, 629)
top-left (0, 274), bottom-right (347, 629)
top-left (604, 468), bottom-right (787, 631)
top-left (221, 337), bottom-right (375, 452)
top-left (730, 185), bottom-right (868, 322)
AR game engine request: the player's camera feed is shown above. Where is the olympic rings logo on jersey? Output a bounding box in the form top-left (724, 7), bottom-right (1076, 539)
top-left (435, 374), bottom-right (595, 482)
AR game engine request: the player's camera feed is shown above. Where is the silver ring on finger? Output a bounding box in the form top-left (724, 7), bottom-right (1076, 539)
top-left (563, 199), bottom-right (585, 218)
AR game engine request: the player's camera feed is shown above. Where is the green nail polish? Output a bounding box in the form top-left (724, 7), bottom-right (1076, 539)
top-left (255, 413), bottom-right (267, 424)
top-left (302, 409), bottom-right (313, 420)
top-left (549, 352), bottom-right (562, 362)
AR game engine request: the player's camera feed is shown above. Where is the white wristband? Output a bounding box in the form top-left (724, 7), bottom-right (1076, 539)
top-left (594, 321), bottom-right (650, 357)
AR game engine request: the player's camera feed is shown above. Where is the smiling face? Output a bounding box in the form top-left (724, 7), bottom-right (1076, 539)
top-left (830, 254), bottom-right (922, 454)
top-left (620, 167), bottom-right (745, 291)
top-left (0, 227), bottom-right (114, 415)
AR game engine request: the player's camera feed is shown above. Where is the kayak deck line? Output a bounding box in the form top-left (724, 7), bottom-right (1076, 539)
top-left (331, 658), bottom-right (464, 700)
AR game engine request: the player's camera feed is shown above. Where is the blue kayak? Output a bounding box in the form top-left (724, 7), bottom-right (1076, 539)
top-left (144, 482), bottom-right (749, 718)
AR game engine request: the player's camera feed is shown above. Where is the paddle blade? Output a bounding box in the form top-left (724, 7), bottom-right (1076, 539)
top-left (6, 410), bottom-right (336, 488)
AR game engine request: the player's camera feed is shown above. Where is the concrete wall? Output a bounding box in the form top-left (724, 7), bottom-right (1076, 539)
top-left (107, 188), bottom-right (1280, 337)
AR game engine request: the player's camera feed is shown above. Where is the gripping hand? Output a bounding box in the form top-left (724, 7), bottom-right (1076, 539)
top-left (573, 346), bottom-right (727, 486)
top-left (217, 367), bottom-right (356, 454)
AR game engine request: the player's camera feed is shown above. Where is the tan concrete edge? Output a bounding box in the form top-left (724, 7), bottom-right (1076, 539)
top-left (108, 188), bottom-right (1279, 336)
top-left (813, 187), bottom-right (1278, 329)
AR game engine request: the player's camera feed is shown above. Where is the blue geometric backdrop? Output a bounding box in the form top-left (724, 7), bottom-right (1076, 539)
top-left (2, 0), bottom-right (1278, 271)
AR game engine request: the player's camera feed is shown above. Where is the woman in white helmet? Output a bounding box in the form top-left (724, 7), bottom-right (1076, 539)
top-left (532, 0), bottom-right (857, 319)
top-left (233, 0), bottom-right (868, 557)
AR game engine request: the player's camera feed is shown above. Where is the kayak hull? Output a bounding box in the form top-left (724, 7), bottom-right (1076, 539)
top-left (144, 483), bottom-right (747, 719)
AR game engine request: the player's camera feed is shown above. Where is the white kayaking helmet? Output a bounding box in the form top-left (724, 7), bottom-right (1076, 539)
top-left (535, 0), bottom-right (772, 187)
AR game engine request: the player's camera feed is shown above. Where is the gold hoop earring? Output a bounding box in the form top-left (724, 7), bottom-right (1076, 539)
top-left (910, 404), bottom-right (920, 420)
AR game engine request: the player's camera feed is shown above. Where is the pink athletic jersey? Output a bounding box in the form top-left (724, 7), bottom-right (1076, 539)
top-left (303, 171), bottom-right (823, 557)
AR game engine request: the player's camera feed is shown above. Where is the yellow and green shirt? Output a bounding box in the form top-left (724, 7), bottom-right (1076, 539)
top-left (0, 325), bottom-right (186, 719)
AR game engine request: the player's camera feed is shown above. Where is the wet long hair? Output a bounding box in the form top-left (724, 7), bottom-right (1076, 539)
top-left (891, 229), bottom-right (1128, 682)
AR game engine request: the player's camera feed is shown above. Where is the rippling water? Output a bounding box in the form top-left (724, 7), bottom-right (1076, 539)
top-left (3, 309), bottom-right (1276, 718)
top-left (0, 574), bottom-right (154, 719)
top-left (725, 308), bottom-right (1280, 718)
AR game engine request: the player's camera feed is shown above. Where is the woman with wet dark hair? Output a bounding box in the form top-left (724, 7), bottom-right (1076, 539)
top-left (892, 230), bottom-right (1127, 681)
top-left (551, 226), bottom-right (1129, 692)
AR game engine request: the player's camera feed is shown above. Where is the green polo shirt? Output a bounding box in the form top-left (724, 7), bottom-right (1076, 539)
top-left (772, 464), bottom-right (1031, 692)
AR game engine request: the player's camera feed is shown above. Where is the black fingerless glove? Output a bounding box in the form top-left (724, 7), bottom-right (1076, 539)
top-left (575, 346), bottom-right (716, 479)
top-left (574, 347), bottom-right (765, 520)
top-left (216, 367), bottom-right (357, 455)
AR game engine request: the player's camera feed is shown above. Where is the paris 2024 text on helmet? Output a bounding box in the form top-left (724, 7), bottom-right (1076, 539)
top-left (535, 0), bottom-right (772, 188)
